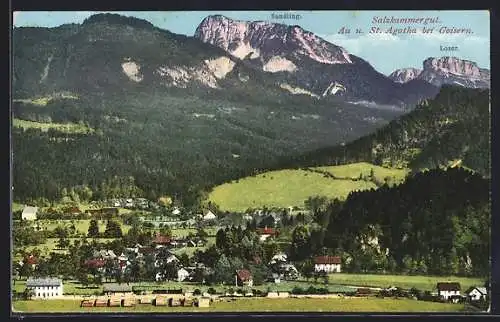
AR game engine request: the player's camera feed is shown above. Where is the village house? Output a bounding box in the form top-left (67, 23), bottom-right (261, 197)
top-left (466, 286), bottom-right (487, 301)
top-left (437, 282), bottom-right (461, 300)
top-left (269, 252), bottom-right (288, 265)
top-left (84, 259), bottom-right (106, 274)
top-left (313, 256), bottom-right (342, 273)
top-left (235, 269), bottom-right (253, 287)
top-left (25, 277), bottom-right (63, 299)
top-left (256, 227), bottom-right (277, 241)
top-left (177, 268), bottom-right (190, 282)
top-left (203, 210), bottom-right (216, 221)
top-left (152, 234), bottom-right (171, 246)
top-left (21, 254), bottom-right (39, 269)
top-left (21, 206), bottom-right (38, 221)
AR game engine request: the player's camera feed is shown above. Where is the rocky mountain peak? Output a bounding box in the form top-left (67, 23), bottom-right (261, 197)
top-left (194, 15), bottom-right (352, 65)
top-left (388, 68), bottom-right (422, 83)
top-left (389, 56), bottom-right (490, 88)
top-left (422, 56), bottom-right (482, 78)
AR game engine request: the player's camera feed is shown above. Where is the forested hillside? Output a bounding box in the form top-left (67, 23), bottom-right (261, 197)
top-left (285, 86), bottom-right (490, 177)
top-left (290, 167), bottom-right (490, 277)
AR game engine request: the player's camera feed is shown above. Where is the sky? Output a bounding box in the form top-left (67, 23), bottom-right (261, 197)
top-left (13, 10), bottom-right (490, 75)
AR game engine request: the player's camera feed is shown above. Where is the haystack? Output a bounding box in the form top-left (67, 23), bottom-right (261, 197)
top-left (154, 296), bottom-right (168, 306)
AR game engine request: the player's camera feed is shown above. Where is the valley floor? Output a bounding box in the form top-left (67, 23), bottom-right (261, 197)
top-left (12, 297), bottom-right (466, 313)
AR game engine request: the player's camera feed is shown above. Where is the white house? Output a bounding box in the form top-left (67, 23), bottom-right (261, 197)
top-left (203, 210), bottom-right (216, 221)
top-left (437, 282), bottom-right (461, 300)
top-left (21, 206), bottom-right (38, 221)
top-left (313, 256), bottom-right (342, 273)
top-left (269, 253), bottom-right (288, 265)
top-left (26, 277), bottom-right (63, 299)
top-left (177, 268), bottom-right (190, 282)
top-left (466, 286), bottom-right (487, 301)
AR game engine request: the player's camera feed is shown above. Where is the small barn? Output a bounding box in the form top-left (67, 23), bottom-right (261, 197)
top-left (466, 286), bottom-right (487, 301)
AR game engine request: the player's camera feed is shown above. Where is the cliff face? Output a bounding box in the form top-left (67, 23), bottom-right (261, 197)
top-left (389, 57), bottom-right (490, 89)
top-left (418, 57), bottom-right (490, 88)
top-left (388, 68), bottom-right (422, 83)
top-left (194, 15), bottom-right (353, 65)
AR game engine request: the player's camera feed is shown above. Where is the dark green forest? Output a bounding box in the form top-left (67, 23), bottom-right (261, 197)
top-left (285, 86), bottom-right (491, 178)
top-left (284, 167), bottom-right (490, 277)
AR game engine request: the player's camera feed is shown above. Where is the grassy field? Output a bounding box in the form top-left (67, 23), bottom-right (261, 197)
top-left (328, 273), bottom-right (484, 292)
top-left (35, 219), bottom-right (132, 235)
top-left (208, 168), bottom-right (377, 212)
top-left (12, 297), bottom-right (465, 313)
top-left (13, 118), bottom-right (94, 134)
top-left (20, 238), bottom-right (119, 257)
top-left (313, 162), bottom-right (409, 184)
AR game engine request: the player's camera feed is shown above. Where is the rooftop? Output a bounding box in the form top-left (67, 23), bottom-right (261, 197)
top-left (437, 282), bottom-right (461, 291)
top-left (314, 256), bottom-right (341, 264)
top-left (26, 277), bottom-right (62, 287)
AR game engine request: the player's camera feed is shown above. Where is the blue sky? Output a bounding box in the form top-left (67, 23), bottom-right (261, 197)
top-left (13, 10), bottom-right (490, 75)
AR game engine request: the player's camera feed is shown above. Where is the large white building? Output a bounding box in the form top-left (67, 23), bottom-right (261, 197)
top-left (25, 277), bottom-right (63, 299)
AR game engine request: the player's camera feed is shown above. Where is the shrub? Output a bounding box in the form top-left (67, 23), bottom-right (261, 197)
top-left (207, 287), bottom-right (216, 295)
top-left (193, 289), bottom-right (201, 296)
top-left (291, 286), bottom-right (304, 295)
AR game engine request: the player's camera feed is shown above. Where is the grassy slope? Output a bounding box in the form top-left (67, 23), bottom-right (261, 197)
top-left (13, 118), bottom-right (94, 134)
top-left (12, 298), bottom-right (464, 313)
top-left (209, 163), bottom-right (407, 212)
top-left (327, 273), bottom-right (483, 292)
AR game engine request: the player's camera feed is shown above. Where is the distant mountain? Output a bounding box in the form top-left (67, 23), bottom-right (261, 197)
top-left (389, 57), bottom-right (490, 89)
top-left (194, 15), bottom-right (439, 107)
top-left (388, 68), bottom-right (422, 83)
top-left (283, 85), bottom-right (491, 177)
top-left (12, 13), bottom-right (407, 204)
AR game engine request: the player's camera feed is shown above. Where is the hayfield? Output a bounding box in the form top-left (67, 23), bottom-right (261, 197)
top-left (208, 168), bottom-right (377, 212)
top-left (12, 297), bottom-right (465, 313)
top-left (327, 273), bottom-right (484, 292)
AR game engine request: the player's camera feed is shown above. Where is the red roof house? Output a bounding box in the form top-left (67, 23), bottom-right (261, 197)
top-left (313, 256), bottom-right (342, 273)
top-left (236, 269), bottom-right (253, 287)
top-left (152, 234), bottom-right (172, 245)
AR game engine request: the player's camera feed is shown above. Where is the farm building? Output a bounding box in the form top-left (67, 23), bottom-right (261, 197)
top-left (21, 206), bottom-right (38, 221)
top-left (313, 256), bottom-right (342, 273)
top-left (466, 286), bottom-right (488, 301)
top-left (235, 269), bottom-right (253, 287)
top-left (25, 277), bottom-right (63, 299)
top-left (103, 284), bottom-right (133, 296)
top-left (257, 227), bottom-right (277, 241)
top-left (437, 282), bottom-right (461, 300)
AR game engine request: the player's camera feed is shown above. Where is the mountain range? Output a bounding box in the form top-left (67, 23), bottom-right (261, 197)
top-left (11, 13), bottom-right (491, 204)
